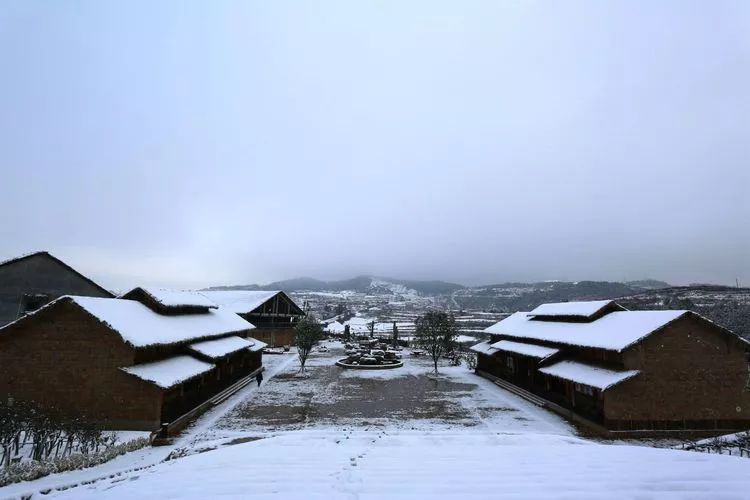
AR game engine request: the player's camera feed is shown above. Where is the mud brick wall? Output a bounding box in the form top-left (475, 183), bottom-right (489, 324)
top-left (607, 315), bottom-right (750, 426)
top-left (0, 300), bottom-right (163, 430)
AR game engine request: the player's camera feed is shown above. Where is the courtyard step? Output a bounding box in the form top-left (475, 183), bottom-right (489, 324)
top-left (476, 370), bottom-right (548, 407)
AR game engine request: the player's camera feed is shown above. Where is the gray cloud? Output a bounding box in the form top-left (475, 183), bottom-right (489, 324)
top-left (1, 1), bottom-right (748, 290)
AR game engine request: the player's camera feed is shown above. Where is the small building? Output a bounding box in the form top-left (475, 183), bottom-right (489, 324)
top-left (344, 317), bottom-right (376, 337)
top-left (0, 288), bottom-right (266, 431)
top-left (201, 290), bottom-right (305, 347)
top-left (325, 320), bottom-right (345, 336)
top-left (472, 299), bottom-right (750, 435)
top-left (0, 251), bottom-right (113, 326)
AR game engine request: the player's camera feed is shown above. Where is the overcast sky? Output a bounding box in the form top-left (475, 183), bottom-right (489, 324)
top-left (1, 1), bottom-right (748, 290)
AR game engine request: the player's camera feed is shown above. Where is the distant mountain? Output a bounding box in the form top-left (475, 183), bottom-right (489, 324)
top-left (450, 280), bottom-right (664, 311)
top-left (203, 275), bottom-right (465, 295)
top-left (206, 275), bottom-right (749, 339)
top-left (624, 279), bottom-right (671, 290)
top-left (616, 285), bottom-right (750, 339)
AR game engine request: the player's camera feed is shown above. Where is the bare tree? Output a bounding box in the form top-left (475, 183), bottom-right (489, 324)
top-left (414, 312), bottom-right (458, 374)
top-left (0, 400), bottom-right (111, 469)
top-left (295, 316), bottom-right (323, 373)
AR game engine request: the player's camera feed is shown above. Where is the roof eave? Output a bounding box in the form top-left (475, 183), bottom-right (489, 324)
top-left (118, 365), bottom-right (214, 390)
top-left (601, 371), bottom-right (641, 391)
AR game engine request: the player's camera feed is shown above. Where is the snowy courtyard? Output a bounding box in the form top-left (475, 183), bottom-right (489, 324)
top-left (4, 342), bottom-right (750, 499)
top-left (200, 341), bottom-right (572, 438)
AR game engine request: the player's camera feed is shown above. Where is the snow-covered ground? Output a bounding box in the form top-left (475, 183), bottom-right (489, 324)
top-left (42, 431), bottom-right (750, 499)
top-left (196, 341), bottom-right (572, 441)
top-left (4, 343), bottom-right (750, 499)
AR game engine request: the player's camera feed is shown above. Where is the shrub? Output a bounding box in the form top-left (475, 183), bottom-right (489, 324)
top-left (0, 437), bottom-right (149, 486)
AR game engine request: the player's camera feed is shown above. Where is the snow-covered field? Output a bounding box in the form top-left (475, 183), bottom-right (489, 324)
top-left (3, 342), bottom-right (750, 499)
top-left (38, 431), bottom-right (750, 499)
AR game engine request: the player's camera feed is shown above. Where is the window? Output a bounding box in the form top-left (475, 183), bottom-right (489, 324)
top-left (506, 356), bottom-right (514, 373)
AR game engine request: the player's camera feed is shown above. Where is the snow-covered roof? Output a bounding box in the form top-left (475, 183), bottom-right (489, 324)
top-left (539, 360), bottom-right (639, 390)
top-left (527, 300), bottom-right (619, 318)
top-left (188, 336), bottom-right (254, 359)
top-left (469, 340), bottom-right (498, 355)
top-left (4, 295), bottom-right (255, 348)
top-left (490, 340), bottom-right (559, 359)
top-left (247, 337), bottom-right (268, 352)
top-left (485, 310), bottom-right (687, 351)
top-left (326, 321), bottom-right (345, 333)
top-left (200, 290), bottom-right (285, 314)
top-left (455, 335), bottom-right (478, 344)
top-left (121, 355), bottom-right (215, 389)
top-left (124, 287), bottom-right (217, 309)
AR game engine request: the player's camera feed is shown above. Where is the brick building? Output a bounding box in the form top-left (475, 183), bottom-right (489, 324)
top-left (201, 290), bottom-right (305, 347)
top-left (0, 251), bottom-right (113, 326)
top-left (472, 300), bottom-right (750, 435)
top-left (0, 288), bottom-right (266, 431)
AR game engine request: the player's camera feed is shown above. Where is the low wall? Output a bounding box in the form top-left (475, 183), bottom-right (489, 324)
top-left (336, 359), bottom-right (403, 370)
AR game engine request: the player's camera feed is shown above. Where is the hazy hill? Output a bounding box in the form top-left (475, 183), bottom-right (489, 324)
top-left (616, 285), bottom-right (750, 339)
top-left (205, 276), bottom-right (748, 338)
top-left (203, 275), bottom-right (464, 295)
top-left (450, 280), bottom-right (668, 311)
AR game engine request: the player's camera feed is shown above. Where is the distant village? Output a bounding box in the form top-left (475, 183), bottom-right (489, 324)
top-left (2, 249), bottom-right (749, 444)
